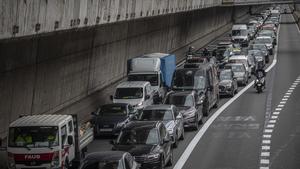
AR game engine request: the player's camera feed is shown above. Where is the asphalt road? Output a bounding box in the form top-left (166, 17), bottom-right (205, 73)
top-left (88, 13), bottom-right (300, 169)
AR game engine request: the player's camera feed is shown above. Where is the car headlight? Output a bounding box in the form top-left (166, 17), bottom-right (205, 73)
top-left (7, 152), bottom-right (16, 169)
top-left (225, 84), bottom-right (232, 88)
top-left (137, 102), bottom-right (143, 106)
top-left (147, 153), bottom-right (160, 159)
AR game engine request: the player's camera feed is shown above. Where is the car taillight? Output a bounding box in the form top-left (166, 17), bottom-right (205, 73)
top-left (51, 151), bottom-right (60, 168)
top-left (7, 152), bottom-right (16, 169)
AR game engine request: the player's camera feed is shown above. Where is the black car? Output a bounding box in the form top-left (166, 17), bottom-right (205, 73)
top-left (164, 91), bottom-right (203, 130)
top-left (80, 151), bottom-right (140, 169)
top-left (111, 121), bottom-right (173, 169)
top-left (91, 103), bottom-right (137, 136)
top-left (172, 65), bottom-right (219, 116)
top-left (219, 69), bottom-right (238, 97)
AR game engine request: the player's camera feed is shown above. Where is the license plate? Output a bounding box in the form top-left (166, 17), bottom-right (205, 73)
top-left (257, 84), bottom-right (261, 86)
top-left (100, 128), bottom-right (113, 132)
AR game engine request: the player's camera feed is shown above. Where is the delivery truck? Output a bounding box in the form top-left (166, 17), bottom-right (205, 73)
top-left (6, 114), bottom-right (93, 169)
top-left (127, 53), bottom-right (176, 102)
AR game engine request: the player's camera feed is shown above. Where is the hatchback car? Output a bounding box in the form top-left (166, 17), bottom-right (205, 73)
top-left (224, 63), bottom-right (248, 86)
top-left (249, 43), bottom-right (269, 63)
top-left (164, 91), bottom-right (203, 129)
top-left (254, 36), bottom-right (274, 55)
top-left (219, 69), bottom-right (238, 97)
top-left (112, 121), bottom-right (173, 169)
top-left (139, 105), bottom-right (184, 148)
top-left (80, 151), bottom-right (140, 169)
top-left (91, 103), bottom-right (137, 136)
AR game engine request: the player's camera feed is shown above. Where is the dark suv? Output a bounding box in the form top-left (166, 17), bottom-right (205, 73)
top-left (111, 121), bottom-right (173, 169)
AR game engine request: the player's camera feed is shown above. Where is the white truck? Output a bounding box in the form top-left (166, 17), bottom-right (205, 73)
top-left (127, 53), bottom-right (176, 103)
top-left (6, 114), bottom-right (93, 169)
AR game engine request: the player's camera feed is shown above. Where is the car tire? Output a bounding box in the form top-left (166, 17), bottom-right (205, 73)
top-left (179, 128), bottom-right (185, 140)
top-left (202, 99), bottom-right (209, 116)
top-left (160, 156), bottom-right (165, 169)
top-left (172, 133), bottom-right (178, 148)
top-left (166, 150), bottom-right (173, 167)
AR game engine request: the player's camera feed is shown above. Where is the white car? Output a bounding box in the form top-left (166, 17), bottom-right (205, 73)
top-left (228, 55), bottom-right (252, 78)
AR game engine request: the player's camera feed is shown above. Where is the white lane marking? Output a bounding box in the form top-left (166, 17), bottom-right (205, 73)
top-left (174, 14), bottom-right (281, 169)
top-left (289, 87), bottom-right (295, 90)
top-left (279, 101), bottom-right (286, 104)
top-left (282, 98), bottom-right (288, 101)
top-left (267, 124), bottom-right (275, 128)
top-left (261, 159), bottom-right (270, 165)
top-left (287, 90), bottom-right (293, 92)
top-left (263, 135), bottom-right (272, 138)
top-left (273, 112), bottom-right (280, 115)
top-left (262, 146), bottom-right (270, 150)
top-left (275, 108), bottom-right (282, 111)
top-left (271, 116), bottom-right (278, 119)
top-left (269, 120), bottom-right (276, 123)
top-left (283, 95), bottom-right (290, 98)
top-left (277, 104), bottom-right (284, 107)
top-left (264, 129), bottom-right (273, 133)
top-left (285, 92), bottom-right (291, 95)
top-left (260, 167), bottom-right (269, 169)
top-left (261, 152), bottom-right (270, 157)
top-left (262, 140), bottom-right (271, 144)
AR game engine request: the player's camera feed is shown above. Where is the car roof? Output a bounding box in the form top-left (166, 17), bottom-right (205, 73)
top-left (117, 81), bottom-right (150, 88)
top-left (168, 90), bottom-right (194, 96)
top-left (256, 36), bottom-right (272, 39)
top-left (84, 151), bottom-right (127, 163)
top-left (123, 121), bottom-right (160, 130)
top-left (220, 69), bottom-right (232, 73)
top-left (229, 55), bottom-right (247, 59)
top-left (10, 115), bottom-right (72, 127)
top-left (226, 63), bottom-right (244, 67)
top-left (144, 104), bottom-right (173, 110)
top-left (101, 103), bottom-right (129, 107)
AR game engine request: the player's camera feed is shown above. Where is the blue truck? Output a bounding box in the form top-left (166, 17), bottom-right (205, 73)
top-left (127, 53), bottom-right (176, 102)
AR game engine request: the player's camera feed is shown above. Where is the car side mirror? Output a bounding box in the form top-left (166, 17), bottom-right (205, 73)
top-left (110, 95), bottom-right (114, 101)
top-left (163, 137), bottom-right (170, 144)
top-left (196, 99), bottom-right (203, 106)
top-left (67, 135), bottom-right (73, 145)
top-left (176, 114), bottom-right (182, 120)
top-left (145, 95), bottom-right (150, 100)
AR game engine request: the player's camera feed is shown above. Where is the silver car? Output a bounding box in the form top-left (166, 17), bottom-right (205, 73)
top-left (225, 63), bottom-right (248, 86)
top-left (219, 69), bottom-right (238, 97)
top-left (138, 105), bottom-right (184, 148)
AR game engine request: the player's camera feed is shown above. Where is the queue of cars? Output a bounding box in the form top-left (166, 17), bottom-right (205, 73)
top-left (4, 6), bottom-right (282, 169)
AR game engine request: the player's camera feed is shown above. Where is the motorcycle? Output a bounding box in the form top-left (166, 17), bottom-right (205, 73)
top-left (255, 78), bottom-right (264, 93)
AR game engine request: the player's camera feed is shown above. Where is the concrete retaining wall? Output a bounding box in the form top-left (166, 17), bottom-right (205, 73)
top-left (0, 0), bottom-right (223, 40)
top-left (0, 6), bottom-right (237, 139)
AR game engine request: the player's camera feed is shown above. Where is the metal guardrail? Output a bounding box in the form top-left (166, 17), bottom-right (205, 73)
top-left (221, 0), bottom-right (298, 6)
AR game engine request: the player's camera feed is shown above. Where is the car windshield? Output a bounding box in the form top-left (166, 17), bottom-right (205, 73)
top-left (172, 71), bottom-right (205, 90)
top-left (115, 88), bottom-right (143, 99)
top-left (232, 30), bottom-right (247, 36)
top-left (128, 74), bottom-right (158, 86)
top-left (140, 110), bottom-right (174, 121)
top-left (220, 71), bottom-right (232, 81)
top-left (251, 44), bottom-right (267, 51)
top-left (165, 95), bottom-right (194, 107)
top-left (231, 65), bottom-right (245, 72)
top-left (248, 50), bottom-right (262, 56)
top-left (117, 128), bottom-right (159, 145)
top-left (255, 38), bottom-right (272, 44)
top-left (8, 126), bottom-right (59, 148)
top-left (80, 160), bottom-right (123, 169)
top-left (259, 32), bottom-right (272, 37)
top-left (100, 105), bottom-right (127, 116)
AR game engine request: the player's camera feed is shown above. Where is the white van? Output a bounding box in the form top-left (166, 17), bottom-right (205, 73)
top-left (111, 81), bottom-right (154, 111)
top-left (231, 24), bottom-right (249, 47)
top-left (228, 55), bottom-right (252, 77)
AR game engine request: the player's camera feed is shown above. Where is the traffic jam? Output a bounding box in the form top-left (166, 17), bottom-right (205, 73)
top-left (5, 6), bottom-right (283, 169)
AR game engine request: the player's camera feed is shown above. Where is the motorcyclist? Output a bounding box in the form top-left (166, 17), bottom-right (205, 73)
top-left (254, 60), bottom-right (266, 89)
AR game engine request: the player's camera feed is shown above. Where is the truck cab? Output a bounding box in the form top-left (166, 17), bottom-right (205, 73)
top-left (7, 115), bottom-right (93, 169)
top-left (127, 53), bottom-right (176, 102)
top-left (112, 81), bottom-right (155, 111)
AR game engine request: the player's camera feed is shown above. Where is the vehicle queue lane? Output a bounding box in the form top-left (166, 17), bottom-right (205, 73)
top-left (180, 14), bottom-right (298, 169)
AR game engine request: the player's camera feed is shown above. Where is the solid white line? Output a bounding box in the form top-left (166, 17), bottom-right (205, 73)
top-left (260, 159), bottom-right (270, 164)
top-left (264, 129), bottom-right (273, 133)
top-left (263, 135), bottom-right (272, 138)
top-left (262, 140), bottom-right (271, 144)
top-left (273, 111), bottom-right (280, 115)
top-left (269, 120), bottom-right (276, 123)
top-left (261, 152), bottom-right (270, 157)
top-left (174, 15), bottom-right (281, 169)
top-left (267, 124), bottom-right (275, 128)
